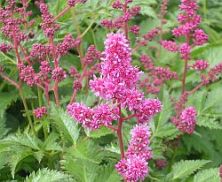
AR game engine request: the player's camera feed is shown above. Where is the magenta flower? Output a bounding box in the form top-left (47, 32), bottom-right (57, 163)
top-left (116, 156), bottom-right (148, 182)
top-left (179, 43), bottom-right (191, 60)
top-left (116, 124), bottom-right (152, 182)
top-left (33, 106), bottom-right (47, 119)
top-left (172, 106), bottom-right (197, 134)
top-left (192, 60), bottom-right (208, 71)
top-left (194, 29), bottom-right (208, 46)
top-left (67, 103), bottom-right (119, 130)
top-left (126, 124), bottom-right (152, 160)
top-left (161, 40), bottom-right (178, 52)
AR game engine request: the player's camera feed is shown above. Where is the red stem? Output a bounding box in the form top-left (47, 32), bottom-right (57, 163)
top-left (123, 1), bottom-right (129, 39)
top-left (122, 114), bottom-right (135, 121)
top-left (53, 81), bottom-right (60, 106)
top-left (0, 72), bottom-right (19, 89)
top-left (181, 35), bottom-right (190, 94)
top-left (117, 104), bottom-right (125, 159)
top-left (49, 37), bottom-right (60, 106)
top-left (188, 82), bottom-right (204, 95)
top-left (69, 65), bottom-right (87, 103)
top-left (53, 6), bottom-right (71, 22)
top-left (181, 59), bottom-right (188, 93)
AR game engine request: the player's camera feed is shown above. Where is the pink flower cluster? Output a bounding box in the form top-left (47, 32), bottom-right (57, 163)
top-left (83, 45), bottom-right (101, 65)
top-left (179, 43), bottom-right (191, 60)
top-left (172, 106), bottom-right (197, 134)
top-left (90, 33), bottom-right (140, 100)
top-left (139, 55), bottom-right (177, 94)
top-left (90, 33), bottom-right (161, 122)
top-left (39, 3), bottom-right (60, 38)
top-left (33, 106), bottom-right (47, 119)
top-left (116, 124), bottom-right (151, 182)
top-left (67, 103), bottom-right (119, 130)
top-left (0, 43), bottom-right (12, 53)
top-left (101, 1), bottom-right (140, 30)
top-left (192, 60), bottom-right (208, 71)
top-left (57, 34), bottom-right (81, 56)
top-left (67, 0), bottom-right (87, 7)
top-left (207, 63), bottom-right (222, 82)
top-left (162, 0), bottom-right (208, 60)
top-left (161, 40), bottom-right (178, 52)
top-left (18, 64), bottom-right (39, 87)
top-left (0, 1), bottom-right (29, 44)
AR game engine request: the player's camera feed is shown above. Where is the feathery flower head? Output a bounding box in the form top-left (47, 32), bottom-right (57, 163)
top-left (90, 33), bottom-right (141, 101)
top-left (135, 99), bottom-right (162, 124)
top-left (116, 156), bottom-right (148, 182)
top-left (126, 124), bottom-right (152, 160)
top-left (172, 106), bottom-right (197, 134)
top-left (67, 103), bottom-right (118, 130)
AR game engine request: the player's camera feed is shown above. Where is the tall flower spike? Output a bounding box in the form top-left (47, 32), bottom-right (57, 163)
top-left (90, 32), bottom-right (141, 103)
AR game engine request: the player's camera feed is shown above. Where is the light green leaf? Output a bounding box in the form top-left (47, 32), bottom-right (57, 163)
top-left (24, 168), bottom-right (73, 182)
top-left (51, 105), bottom-right (80, 145)
top-left (172, 160), bottom-right (210, 180)
top-left (194, 168), bottom-right (220, 182)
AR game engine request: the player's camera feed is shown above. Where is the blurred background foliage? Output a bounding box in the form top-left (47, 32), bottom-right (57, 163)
top-left (0, 0), bottom-right (222, 181)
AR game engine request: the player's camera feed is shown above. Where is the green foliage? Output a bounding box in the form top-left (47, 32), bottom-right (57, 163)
top-left (0, 0), bottom-right (222, 181)
top-left (61, 139), bottom-right (118, 182)
top-left (193, 168), bottom-right (220, 182)
top-left (24, 168), bottom-right (73, 182)
top-left (170, 160), bottom-right (210, 180)
top-left (50, 104), bottom-right (80, 145)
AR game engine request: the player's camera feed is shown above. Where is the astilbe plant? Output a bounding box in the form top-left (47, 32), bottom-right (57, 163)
top-left (0, 0), bottom-right (222, 181)
top-left (159, 0), bottom-right (222, 134)
top-left (67, 32), bottom-right (161, 181)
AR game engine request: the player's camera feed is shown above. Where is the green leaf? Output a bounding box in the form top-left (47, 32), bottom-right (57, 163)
top-left (42, 132), bottom-right (62, 152)
top-left (50, 104), bottom-right (80, 145)
top-left (197, 116), bottom-right (222, 130)
top-left (24, 168), bottom-right (73, 182)
top-left (62, 139), bottom-right (105, 182)
top-left (95, 165), bottom-right (121, 182)
top-left (154, 89), bottom-right (179, 139)
top-left (87, 127), bottom-right (113, 138)
top-left (193, 168), bottom-right (220, 182)
top-left (9, 149), bottom-right (33, 178)
top-left (172, 160), bottom-right (210, 180)
top-left (0, 91), bottom-right (18, 118)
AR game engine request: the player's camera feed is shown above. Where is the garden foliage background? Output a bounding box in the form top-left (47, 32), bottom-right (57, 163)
top-left (0, 0), bottom-right (222, 181)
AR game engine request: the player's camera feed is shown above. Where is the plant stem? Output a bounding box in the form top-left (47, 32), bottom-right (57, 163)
top-left (0, 72), bottom-right (19, 89)
top-left (53, 80), bottom-right (60, 106)
top-left (123, 1), bottom-right (129, 39)
top-left (117, 104), bottom-right (125, 159)
top-left (19, 89), bottom-right (36, 135)
top-left (181, 58), bottom-right (188, 93)
top-left (53, 6), bottom-right (71, 22)
top-left (181, 36), bottom-right (190, 93)
top-left (37, 87), bottom-right (42, 106)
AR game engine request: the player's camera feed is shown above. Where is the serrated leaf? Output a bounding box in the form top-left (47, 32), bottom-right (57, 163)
top-left (51, 104), bottom-right (80, 145)
top-left (172, 160), bottom-right (210, 180)
top-left (193, 168), bottom-right (220, 182)
top-left (24, 168), bottom-right (73, 182)
top-left (9, 149), bottom-right (33, 178)
top-left (197, 116), bottom-right (222, 130)
top-left (95, 164), bottom-right (121, 182)
top-left (42, 132), bottom-right (62, 152)
top-left (87, 127), bottom-right (113, 138)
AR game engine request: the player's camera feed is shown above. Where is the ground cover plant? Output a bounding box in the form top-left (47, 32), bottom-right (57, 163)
top-left (0, 0), bottom-right (222, 181)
